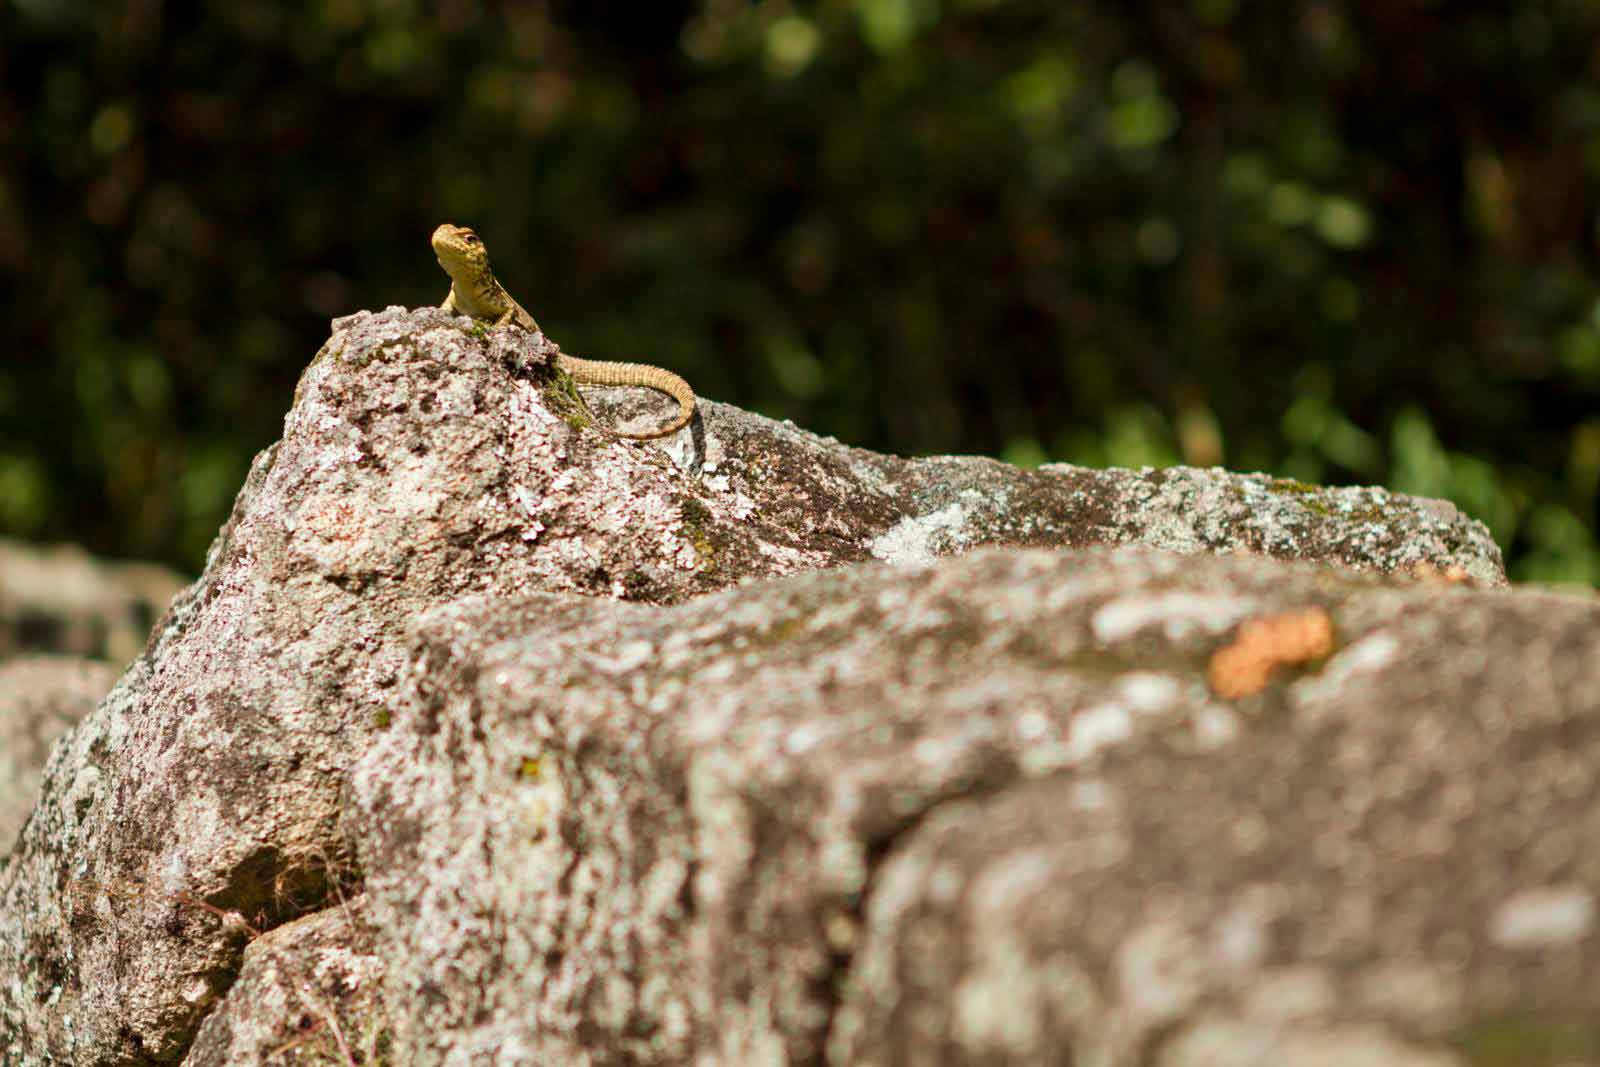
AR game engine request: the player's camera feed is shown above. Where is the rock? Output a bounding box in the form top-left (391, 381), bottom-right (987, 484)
top-left (0, 656), bottom-right (121, 853)
top-left (183, 895), bottom-right (387, 1066)
top-left (584, 384), bottom-right (1505, 588)
top-left (0, 306), bottom-right (1513, 1063)
top-left (0, 538), bottom-right (188, 665)
top-left (345, 548), bottom-right (1600, 1065)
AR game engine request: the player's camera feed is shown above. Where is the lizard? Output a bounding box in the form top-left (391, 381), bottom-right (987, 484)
top-left (431, 223), bottom-right (696, 440)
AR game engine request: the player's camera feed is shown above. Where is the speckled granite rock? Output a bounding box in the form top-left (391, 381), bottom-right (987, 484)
top-left (590, 382), bottom-right (1506, 587)
top-left (183, 895), bottom-right (387, 1066)
top-left (343, 548), bottom-right (1600, 1066)
top-left (0, 305), bottom-right (1514, 1064)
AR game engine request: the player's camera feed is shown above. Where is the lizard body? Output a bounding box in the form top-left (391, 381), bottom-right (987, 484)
top-left (431, 223), bottom-right (695, 440)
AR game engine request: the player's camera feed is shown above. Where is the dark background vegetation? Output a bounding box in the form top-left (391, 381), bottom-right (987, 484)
top-left (2, 0), bottom-right (1599, 583)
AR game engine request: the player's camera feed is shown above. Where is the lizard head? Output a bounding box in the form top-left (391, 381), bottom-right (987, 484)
top-left (431, 223), bottom-right (490, 281)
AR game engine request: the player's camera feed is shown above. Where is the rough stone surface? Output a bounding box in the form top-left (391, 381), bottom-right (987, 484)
top-left (0, 538), bottom-right (188, 665)
top-left (0, 657), bottom-right (121, 853)
top-left (345, 548), bottom-right (1600, 1066)
top-left (0, 305), bottom-right (1515, 1064)
top-left (183, 895), bottom-right (386, 1066)
top-left (586, 378), bottom-right (1506, 589)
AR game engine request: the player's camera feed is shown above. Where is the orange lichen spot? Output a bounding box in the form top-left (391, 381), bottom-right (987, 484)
top-left (1208, 608), bottom-right (1336, 699)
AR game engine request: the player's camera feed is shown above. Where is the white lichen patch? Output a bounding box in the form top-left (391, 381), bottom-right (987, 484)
top-left (1489, 885), bottom-right (1596, 949)
top-left (1091, 592), bottom-right (1260, 644)
top-left (1116, 672), bottom-right (1183, 713)
top-left (1322, 631), bottom-right (1400, 682)
top-left (869, 500), bottom-right (971, 566)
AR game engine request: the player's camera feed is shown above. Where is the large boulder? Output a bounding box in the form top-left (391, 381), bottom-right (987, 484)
top-left (343, 548), bottom-right (1599, 1065)
top-left (0, 306), bottom-right (1514, 1063)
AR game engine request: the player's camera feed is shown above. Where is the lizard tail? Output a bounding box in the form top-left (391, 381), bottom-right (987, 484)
top-left (556, 354), bottom-right (696, 439)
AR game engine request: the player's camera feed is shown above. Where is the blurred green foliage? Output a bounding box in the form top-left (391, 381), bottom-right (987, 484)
top-left (2, 0), bottom-right (1598, 583)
